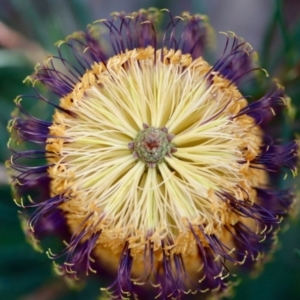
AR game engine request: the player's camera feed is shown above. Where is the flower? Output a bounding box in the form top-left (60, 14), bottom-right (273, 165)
top-left (7, 8), bottom-right (298, 300)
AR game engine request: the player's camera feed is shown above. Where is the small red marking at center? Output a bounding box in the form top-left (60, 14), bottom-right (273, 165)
top-left (145, 140), bottom-right (160, 149)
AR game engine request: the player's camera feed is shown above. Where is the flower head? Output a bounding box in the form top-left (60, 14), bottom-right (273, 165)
top-left (7, 9), bottom-right (298, 300)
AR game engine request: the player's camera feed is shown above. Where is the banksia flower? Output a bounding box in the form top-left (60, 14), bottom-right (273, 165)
top-left (7, 8), bottom-right (298, 300)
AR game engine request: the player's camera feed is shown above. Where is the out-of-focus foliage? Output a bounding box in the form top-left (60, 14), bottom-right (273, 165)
top-left (0, 0), bottom-right (299, 299)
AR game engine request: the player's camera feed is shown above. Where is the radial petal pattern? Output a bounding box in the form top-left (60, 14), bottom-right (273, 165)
top-left (7, 9), bottom-right (298, 300)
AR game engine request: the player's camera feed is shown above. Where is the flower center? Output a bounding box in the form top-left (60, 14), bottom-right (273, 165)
top-left (129, 123), bottom-right (176, 167)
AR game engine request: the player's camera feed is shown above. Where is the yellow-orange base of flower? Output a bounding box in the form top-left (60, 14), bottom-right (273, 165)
top-left (46, 47), bottom-right (266, 287)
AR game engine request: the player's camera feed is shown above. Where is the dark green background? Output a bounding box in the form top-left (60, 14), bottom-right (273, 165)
top-left (0, 0), bottom-right (299, 299)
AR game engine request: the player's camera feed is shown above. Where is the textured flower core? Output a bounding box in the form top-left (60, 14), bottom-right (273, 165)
top-left (47, 46), bottom-right (263, 275)
top-left (129, 124), bottom-right (176, 167)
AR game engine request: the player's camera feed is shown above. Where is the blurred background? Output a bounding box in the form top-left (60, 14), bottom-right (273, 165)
top-left (0, 0), bottom-right (299, 299)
